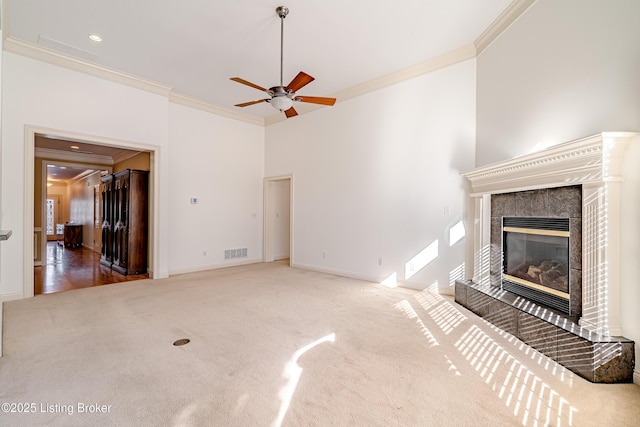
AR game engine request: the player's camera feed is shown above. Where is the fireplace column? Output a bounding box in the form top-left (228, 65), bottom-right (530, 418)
top-left (470, 194), bottom-right (491, 287)
top-left (582, 177), bottom-right (626, 336)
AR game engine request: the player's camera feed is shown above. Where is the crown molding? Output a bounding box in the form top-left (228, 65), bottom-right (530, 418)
top-left (474, 0), bottom-right (537, 55)
top-left (3, 36), bottom-right (264, 126)
top-left (2, 35), bottom-right (477, 128)
top-left (36, 144), bottom-right (144, 166)
top-left (335, 44), bottom-right (477, 104)
top-left (265, 44), bottom-right (477, 127)
top-left (3, 37), bottom-right (172, 97)
top-left (68, 169), bottom-right (103, 186)
top-left (35, 147), bottom-right (114, 166)
top-left (3, 1), bottom-right (534, 128)
top-left (168, 92), bottom-right (264, 126)
top-left (111, 150), bottom-right (142, 165)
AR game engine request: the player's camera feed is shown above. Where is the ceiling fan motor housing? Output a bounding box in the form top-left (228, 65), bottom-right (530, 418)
top-left (268, 86), bottom-right (294, 111)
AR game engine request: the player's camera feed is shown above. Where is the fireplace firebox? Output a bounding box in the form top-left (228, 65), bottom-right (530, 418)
top-left (502, 217), bottom-right (571, 314)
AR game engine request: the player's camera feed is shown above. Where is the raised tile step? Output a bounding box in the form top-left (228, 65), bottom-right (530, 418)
top-left (454, 279), bottom-right (635, 383)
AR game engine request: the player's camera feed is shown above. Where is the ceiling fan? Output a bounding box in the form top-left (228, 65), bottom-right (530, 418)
top-left (230, 6), bottom-right (336, 118)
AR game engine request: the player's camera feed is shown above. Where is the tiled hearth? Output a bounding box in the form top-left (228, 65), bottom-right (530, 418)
top-left (458, 132), bottom-right (638, 383)
top-left (454, 279), bottom-right (634, 382)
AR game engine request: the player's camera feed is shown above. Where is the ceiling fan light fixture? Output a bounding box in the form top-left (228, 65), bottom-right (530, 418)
top-left (270, 95), bottom-right (293, 111)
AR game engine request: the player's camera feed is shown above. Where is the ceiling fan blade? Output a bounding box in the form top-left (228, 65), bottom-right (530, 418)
top-left (296, 96), bottom-right (337, 106)
top-left (286, 72), bottom-right (315, 92)
top-left (230, 77), bottom-right (268, 93)
top-left (235, 99), bottom-right (269, 108)
top-left (284, 107), bottom-right (298, 118)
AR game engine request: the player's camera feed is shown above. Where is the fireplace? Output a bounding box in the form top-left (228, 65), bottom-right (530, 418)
top-left (502, 217), bottom-right (571, 314)
top-left (454, 132), bottom-right (639, 384)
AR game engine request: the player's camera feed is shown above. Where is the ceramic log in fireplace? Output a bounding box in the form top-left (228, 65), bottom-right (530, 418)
top-left (502, 217), bottom-right (571, 314)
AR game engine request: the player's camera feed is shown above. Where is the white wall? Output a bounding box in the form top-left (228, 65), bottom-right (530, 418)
top-left (0, 51), bottom-right (267, 296)
top-left (476, 0), bottom-right (640, 166)
top-left (167, 103), bottom-right (264, 274)
top-left (0, 51), bottom-right (170, 298)
top-left (265, 59), bottom-right (476, 293)
top-left (0, 28), bottom-right (4, 356)
top-left (621, 138), bottom-right (640, 384)
top-left (475, 0), bottom-right (640, 382)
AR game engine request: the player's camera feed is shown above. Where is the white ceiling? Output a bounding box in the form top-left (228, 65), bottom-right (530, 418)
top-left (35, 134), bottom-right (139, 159)
top-left (35, 135), bottom-right (140, 182)
top-left (5, 0), bottom-right (513, 120)
top-left (46, 164), bottom-right (98, 184)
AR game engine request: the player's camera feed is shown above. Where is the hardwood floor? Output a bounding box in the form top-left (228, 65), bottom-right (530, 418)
top-left (34, 242), bottom-right (149, 295)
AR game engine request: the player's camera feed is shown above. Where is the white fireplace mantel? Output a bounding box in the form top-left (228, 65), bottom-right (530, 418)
top-left (463, 132), bottom-right (639, 336)
top-left (464, 132), bottom-right (638, 196)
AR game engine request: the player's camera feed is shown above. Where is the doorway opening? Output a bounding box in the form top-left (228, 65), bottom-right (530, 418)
top-left (264, 175), bottom-right (293, 265)
top-left (29, 130), bottom-right (158, 296)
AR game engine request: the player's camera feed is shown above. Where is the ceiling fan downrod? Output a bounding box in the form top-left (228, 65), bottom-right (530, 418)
top-left (276, 6), bottom-right (289, 88)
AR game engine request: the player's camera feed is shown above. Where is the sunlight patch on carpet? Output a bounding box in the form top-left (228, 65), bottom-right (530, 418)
top-left (455, 325), bottom-right (578, 427)
top-left (394, 300), bottom-right (439, 348)
top-left (273, 333), bottom-right (336, 427)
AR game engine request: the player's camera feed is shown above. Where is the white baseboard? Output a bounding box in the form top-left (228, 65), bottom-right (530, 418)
top-left (153, 269), bottom-right (169, 279)
top-left (634, 370), bottom-right (640, 387)
top-left (171, 260), bottom-right (451, 296)
top-left (0, 292), bottom-right (24, 303)
top-left (168, 257), bottom-right (262, 276)
top-left (291, 262), bottom-right (386, 284)
top-left (290, 262), bottom-right (443, 294)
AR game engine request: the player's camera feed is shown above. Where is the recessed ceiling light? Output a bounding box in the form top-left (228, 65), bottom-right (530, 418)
top-left (88, 34), bottom-right (102, 42)
top-left (59, 166), bottom-right (67, 169)
top-left (70, 145), bottom-right (80, 149)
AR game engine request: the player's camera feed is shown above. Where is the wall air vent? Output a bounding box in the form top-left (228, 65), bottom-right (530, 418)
top-left (224, 248), bottom-right (248, 260)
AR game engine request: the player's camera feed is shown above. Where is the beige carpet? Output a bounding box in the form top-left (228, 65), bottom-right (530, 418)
top-left (1, 261), bottom-right (639, 426)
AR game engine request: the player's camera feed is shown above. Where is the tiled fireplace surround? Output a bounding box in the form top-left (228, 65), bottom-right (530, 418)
top-left (455, 132), bottom-right (637, 383)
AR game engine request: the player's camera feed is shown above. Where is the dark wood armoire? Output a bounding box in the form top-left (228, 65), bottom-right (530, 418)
top-left (100, 169), bottom-right (149, 275)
